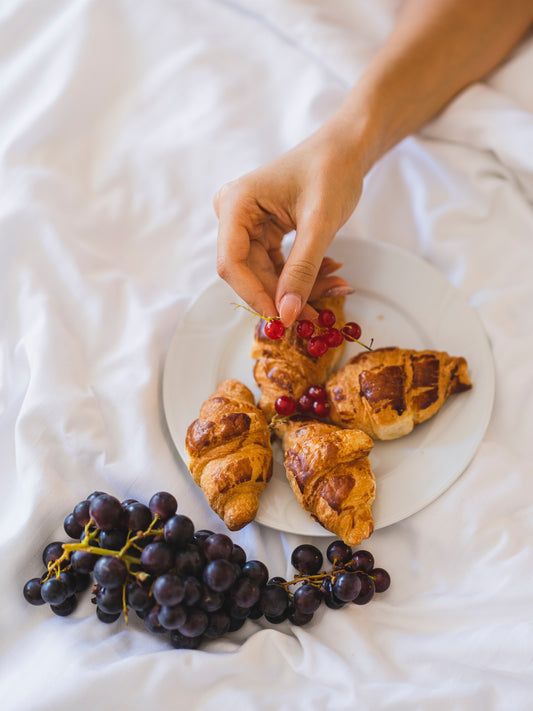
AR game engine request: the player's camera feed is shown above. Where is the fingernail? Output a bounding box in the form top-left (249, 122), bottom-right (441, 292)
top-left (323, 285), bottom-right (354, 297)
top-left (279, 293), bottom-right (302, 327)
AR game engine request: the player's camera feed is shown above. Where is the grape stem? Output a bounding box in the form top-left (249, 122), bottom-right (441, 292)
top-left (281, 564), bottom-right (374, 592)
top-left (44, 516), bottom-right (164, 582)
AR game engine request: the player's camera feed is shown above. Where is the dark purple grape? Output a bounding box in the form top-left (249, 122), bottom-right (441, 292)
top-left (95, 586), bottom-right (124, 615)
top-left (291, 544), bottom-right (323, 575)
top-left (289, 608), bottom-right (314, 626)
top-left (50, 595), bottom-right (77, 617)
top-left (170, 630), bottom-right (203, 649)
top-left (231, 577), bottom-right (260, 608)
top-left (140, 542), bottom-right (174, 575)
top-left (265, 610), bottom-right (290, 624)
top-left (228, 616), bottom-right (246, 632)
top-left (164, 515), bottom-right (194, 549)
top-left (58, 570), bottom-right (77, 597)
top-left (241, 560), bottom-right (268, 587)
top-left (96, 608), bottom-right (121, 624)
top-left (178, 608), bottom-right (208, 638)
top-left (121, 498), bottom-right (138, 509)
top-left (70, 549), bottom-right (99, 574)
top-left (349, 550), bottom-right (374, 573)
top-left (372, 568), bottom-right (391, 593)
top-left (229, 544), bottom-right (246, 567)
top-left (64, 513), bottom-right (84, 539)
top-left (144, 605), bottom-right (166, 634)
top-left (158, 604), bottom-right (186, 630)
top-left (124, 502), bottom-right (153, 532)
top-left (352, 573), bottom-right (375, 605)
top-left (148, 492), bottom-right (178, 521)
top-left (99, 528), bottom-right (127, 551)
top-left (93, 556), bottom-right (128, 589)
top-left (326, 540), bottom-right (352, 566)
top-left (175, 544), bottom-right (205, 577)
top-left (247, 602), bottom-right (263, 620)
top-left (293, 584), bottom-right (323, 614)
top-left (203, 559), bottom-right (238, 592)
top-left (193, 529), bottom-right (213, 545)
top-left (89, 494), bottom-right (123, 532)
top-left (40, 578), bottom-right (68, 606)
top-left (87, 490), bottom-right (105, 502)
top-left (259, 584), bottom-right (289, 618)
top-left (202, 533), bottom-right (233, 562)
top-left (42, 541), bottom-right (64, 566)
top-left (199, 588), bottom-right (225, 613)
top-left (332, 572), bottom-right (362, 602)
top-left (73, 500), bottom-right (91, 526)
top-left (226, 600), bottom-right (252, 620)
top-left (182, 576), bottom-right (203, 607)
top-left (126, 583), bottom-right (154, 613)
top-left (267, 576), bottom-right (287, 586)
top-left (153, 574), bottom-right (185, 607)
top-left (204, 611), bottom-right (231, 638)
top-left (73, 571), bottom-right (92, 593)
top-left (23, 578), bottom-right (45, 605)
top-left (320, 577), bottom-right (345, 610)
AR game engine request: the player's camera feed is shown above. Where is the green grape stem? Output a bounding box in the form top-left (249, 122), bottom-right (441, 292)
top-left (43, 514), bottom-right (166, 619)
top-left (46, 515), bottom-right (162, 567)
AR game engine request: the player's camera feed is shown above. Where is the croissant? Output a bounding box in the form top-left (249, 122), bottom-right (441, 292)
top-left (273, 417), bottom-right (375, 545)
top-left (326, 346), bottom-right (472, 440)
top-left (250, 295), bottom-right (346, 421)
top-left (185, 378), bottom-right (273, 531)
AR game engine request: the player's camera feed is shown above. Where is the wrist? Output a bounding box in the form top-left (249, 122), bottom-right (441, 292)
top-left (319, 94), bottom-right (388, 180)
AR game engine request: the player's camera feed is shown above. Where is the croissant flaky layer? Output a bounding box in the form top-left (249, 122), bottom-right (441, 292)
top-left (326, 346), bottom-right (472, 440)
top-left (274, 417), bottom-right (376, 546)
top-left (185, 378), bottom-right (273, 530)
top-left (250, 295), bottom-right (346, 421)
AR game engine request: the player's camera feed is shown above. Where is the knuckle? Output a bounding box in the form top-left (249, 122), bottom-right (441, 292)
top-left (216, 256), bottom-right (231, 280)
top-left (215, 179), bottom-right (248, 209)
top-left (285, 258), bottom-right (318, 285)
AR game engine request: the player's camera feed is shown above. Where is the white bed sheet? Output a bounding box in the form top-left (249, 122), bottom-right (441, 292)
top-left (1, 1), bottom-right (532, 709)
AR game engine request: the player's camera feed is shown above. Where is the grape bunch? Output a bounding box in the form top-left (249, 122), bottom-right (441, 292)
top-left (23, 492), bottom-right (390, 649)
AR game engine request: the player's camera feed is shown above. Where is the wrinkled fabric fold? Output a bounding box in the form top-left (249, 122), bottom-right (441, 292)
top-left (1, 1), bottom-right (533, 710)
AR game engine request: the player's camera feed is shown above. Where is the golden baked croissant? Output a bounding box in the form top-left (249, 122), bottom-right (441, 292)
top-left (185, 378), bottom-right (273, 531)
top-left (326, 346), bottom-right (472, 440)
top-left (250, 295), bottom-right (346, 421)
top-left (273, 417), bottom-right (375, 545)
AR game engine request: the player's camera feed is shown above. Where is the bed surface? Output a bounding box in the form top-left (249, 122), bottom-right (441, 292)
top-left (1, 2), bottom-right (532, 709)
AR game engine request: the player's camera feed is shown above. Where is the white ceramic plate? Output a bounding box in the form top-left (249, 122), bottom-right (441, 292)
top-left (163, 236), bottom-right (494, 536)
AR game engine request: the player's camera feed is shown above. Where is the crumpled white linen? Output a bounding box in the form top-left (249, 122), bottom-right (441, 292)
top-left (1, 1), bottom-right (532, 710)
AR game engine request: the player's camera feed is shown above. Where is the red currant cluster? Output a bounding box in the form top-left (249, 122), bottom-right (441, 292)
top-left (264, 308), bottom-right (368, 358)
top-left (274, 384), bottom-right (330, 419)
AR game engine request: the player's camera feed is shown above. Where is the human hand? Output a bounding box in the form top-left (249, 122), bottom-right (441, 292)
top-left (214, 123), bottom-right (366, 327)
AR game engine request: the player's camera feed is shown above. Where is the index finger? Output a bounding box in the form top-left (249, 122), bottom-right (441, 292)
top-left (216, 203), bottom-right (278, 320)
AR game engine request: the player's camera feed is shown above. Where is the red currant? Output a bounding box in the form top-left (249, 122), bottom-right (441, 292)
top-left (265, 319), bottom-right (285, 340)
top-left (317, 309), bottom-right (336, 328)
top-left (312, 400), bottom-right (330, 418)
top-left (342, 321), bottom-right (362, 341)
top-left (307, 385), bottom-right (327, 402)
top-left (275, 395), bottom-right (296, 417)
top-left (297, 394), bottom-right (313, 412)
top-left (307, 336), bottom-right (328, 358)
top-left (296, 319), bottom-right (315, 340)
top-left (324, 328), bottom-right (344, 347)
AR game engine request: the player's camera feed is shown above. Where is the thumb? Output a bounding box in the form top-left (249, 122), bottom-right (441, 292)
top-left (275, 219), bottom-right (334, 326)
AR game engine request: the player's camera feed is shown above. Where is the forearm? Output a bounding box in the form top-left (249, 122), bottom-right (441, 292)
top-left (328, 0), bottom-right (533, 174)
